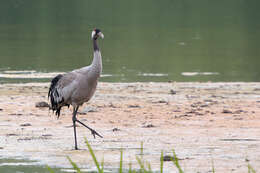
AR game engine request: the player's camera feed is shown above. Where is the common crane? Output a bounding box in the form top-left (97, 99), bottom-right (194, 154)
top-left (48, 28), bottom-right (104, 150)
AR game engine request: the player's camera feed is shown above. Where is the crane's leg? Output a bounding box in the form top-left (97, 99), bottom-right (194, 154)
top-left (75, 119), bottom-right (103, 138)
top-left (72, 106), bottom-right (79, 150)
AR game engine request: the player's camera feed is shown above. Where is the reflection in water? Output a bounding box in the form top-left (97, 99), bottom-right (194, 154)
top-left (0, 0), bottom-right (259, 82)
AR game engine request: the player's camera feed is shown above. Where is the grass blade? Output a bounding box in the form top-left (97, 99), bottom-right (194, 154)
top-left (136, 156), bottom-right (148, 173)
top-left (147, 161), bottom-right (152, 172)
top-left (119, 148), bottom-right (123, 173)
top-left (160, 151), bottom-right (163, 173)
top-left (85, 137), bottom-right (102, 173)
top-left (128, 162), bottom-right (132, 173)
top-left (67, 156), bottom-right (81, 173)
top-left (46, 165), bottom-right (56, 173)
top-left (211, 159), bottom-right (215, 173)
top-left (101, 157), bottom-right (104, 173)
top-left (248, 164), bottom-right (256, 173)
top-left (171, 149), bottom-right (184, 173)
top-left (140, 141), bottom-right (144, 157)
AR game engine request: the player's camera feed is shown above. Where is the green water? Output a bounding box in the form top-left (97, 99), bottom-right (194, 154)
top-left (0, 0), bottom-right (259, 83)
top-left (0, 158), bottom-right (65, 173)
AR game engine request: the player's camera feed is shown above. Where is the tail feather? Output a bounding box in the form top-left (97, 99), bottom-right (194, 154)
top-left (48, 74), bottom-right (64, 117)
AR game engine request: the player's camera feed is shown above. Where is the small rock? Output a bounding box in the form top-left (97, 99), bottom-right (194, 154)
top-left (42, 134), bottom-right (52, 137)
top-left (109, 103), bottom-right (118, 108)
top-left (200, 104), bottom-right (209, 108)
top-left (0, 147), bottom-right (4, 150)
top-left (233, 110), bottom-right (243, 114)
top-left (9, 113), bottom-right (22, 116)
top-left (158, 100), bottom-right (168, 104)
top-left (6, 133), bottom-right (19, 137)
top-left (222, 109), bottom-right (232, 114)
top-left (128, 104), bottom-right (141, 108)
top-left (143, 124), bottom-right (155, 128)
top-left (234, 117), bottom-right (243, 120)
top-left (79, 106), bottom-right (97, 115)
top-left (20, 123), bottom-right (32, 127)
top-left (17, 137), bottom-right (33, 141)
top-left (35, 101), bottom-right (49, 108)
top-left (162, 155), bottom-right (178, 161)
top-left (162, 155), bottom-right (186, 162)
top-left (190, 104), bottom-right (198, 107)
top-left (112, 128), bottom-right (120, 132)
top-left (162, 155), bottom-right (173, 161)
top-left (175, 114), bottom-right (192, 118)
top-left (0, 108), bottom-right (3, 111)
top-left (170, 89), bottom-right (176, 95)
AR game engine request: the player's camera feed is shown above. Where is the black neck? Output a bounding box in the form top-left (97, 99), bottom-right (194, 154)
top-left (93, 38), bottom-right (99, 51)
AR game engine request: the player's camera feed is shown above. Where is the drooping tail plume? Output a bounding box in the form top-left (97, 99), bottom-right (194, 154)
top-left (48, 74), bottom-right (64, 117)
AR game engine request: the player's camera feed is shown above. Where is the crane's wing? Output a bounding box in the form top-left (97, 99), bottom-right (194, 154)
top-left (48, 72), bottom-right (78, 117)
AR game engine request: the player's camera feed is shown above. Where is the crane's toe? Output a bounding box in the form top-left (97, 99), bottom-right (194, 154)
top-left (91, 129), bottom-right (103, 139)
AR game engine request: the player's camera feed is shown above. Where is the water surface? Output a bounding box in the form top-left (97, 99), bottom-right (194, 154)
top-left (0, 0), bottom-right (259, 83)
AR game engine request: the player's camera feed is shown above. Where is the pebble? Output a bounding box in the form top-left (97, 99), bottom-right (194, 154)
top-left (42, 134), bottom-right (53, 137)
top-left (233, 110), bottom-right (244, 114)
top-left (79, 106), bottom-right (97, 115)
top-left (112, 128), bottom-right (120, 132)
top-left (20, 123), bottom-right (32, 127)
top-left (108, 103), bottom-right (118, 108)
top-left (222, 109), bottom-right (232, 114)
top-left (142, 124), bottom-right (155, 128)
top-left (6, 133), bottom-right (19, 136)
top-left (162, 155), bottom-right (173, 161)
top-left (35, 101), bottom-right (49, 108)
top-left (170, 89), bottom-right (177, 95)
top-left (158, 100), bottom-right (168, 104)
top-left (128, 104), bottom-right (141, 108)
top-left (234, 117), bottom-right (243, 120)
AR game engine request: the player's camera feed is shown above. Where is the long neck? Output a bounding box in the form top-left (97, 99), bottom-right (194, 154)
top-left (90, 39), bottom-right (102, 78)
top-left (93, 38), bottom-right (99, 51)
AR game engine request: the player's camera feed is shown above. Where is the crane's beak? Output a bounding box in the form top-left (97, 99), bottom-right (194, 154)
top-left (98, 32), bottom-right (104, 39)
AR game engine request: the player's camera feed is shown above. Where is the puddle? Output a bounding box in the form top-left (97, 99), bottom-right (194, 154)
top-left (220, 139), bottom-right (259, 142)
top-left (181, 72), bottom-right (219, 76)
top-left (138, 73), bottom-right (168, 77)
top-left (0, 158), bottom-right (66, 173)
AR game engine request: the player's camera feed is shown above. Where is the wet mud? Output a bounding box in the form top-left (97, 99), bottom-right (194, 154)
top-left (0, 82), bottom-right (260, 172)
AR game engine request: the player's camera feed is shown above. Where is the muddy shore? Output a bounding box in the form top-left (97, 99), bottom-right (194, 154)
top-left (0, 82), bottom-right (259, 172)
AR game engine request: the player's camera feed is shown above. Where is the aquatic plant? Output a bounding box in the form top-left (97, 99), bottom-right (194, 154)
top-left (47, 140), bottom-right (257, 173)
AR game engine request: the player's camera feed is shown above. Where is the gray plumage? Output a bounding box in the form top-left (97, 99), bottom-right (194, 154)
top-left (48, 29), bottom-right (104, 150)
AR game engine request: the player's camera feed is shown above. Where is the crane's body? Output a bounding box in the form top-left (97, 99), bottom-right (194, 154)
top-left (48, 29), bottom-right (104, 150)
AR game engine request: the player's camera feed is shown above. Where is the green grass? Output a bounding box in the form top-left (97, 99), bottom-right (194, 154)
top-left (85, 137), bottom-right (103, 173)
top-left (67, 156), bottom-right (82, 173)
top-left (47, 140), bottom-right (257, 173)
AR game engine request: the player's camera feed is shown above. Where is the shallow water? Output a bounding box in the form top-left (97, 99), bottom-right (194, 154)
top-left (0, 0), bottom-right (260, 83)
top-left (0, 158), bottom-right (65, 173)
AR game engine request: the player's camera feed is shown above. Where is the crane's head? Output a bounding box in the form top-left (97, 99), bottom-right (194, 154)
top-left (91, 28), bottom-right (104, 40)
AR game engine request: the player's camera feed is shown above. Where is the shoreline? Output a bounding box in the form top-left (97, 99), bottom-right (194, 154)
top-left (0, 82), bottom-right (260, 172)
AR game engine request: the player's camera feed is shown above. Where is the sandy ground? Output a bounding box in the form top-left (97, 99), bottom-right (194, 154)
top-left (0, 82), bottom-right (260, 172)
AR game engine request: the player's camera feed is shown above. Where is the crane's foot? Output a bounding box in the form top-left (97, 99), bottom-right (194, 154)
top-left (91, 129), bottom-right (103, 139)
top-left (75, 119), bottom-right (103, 139)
